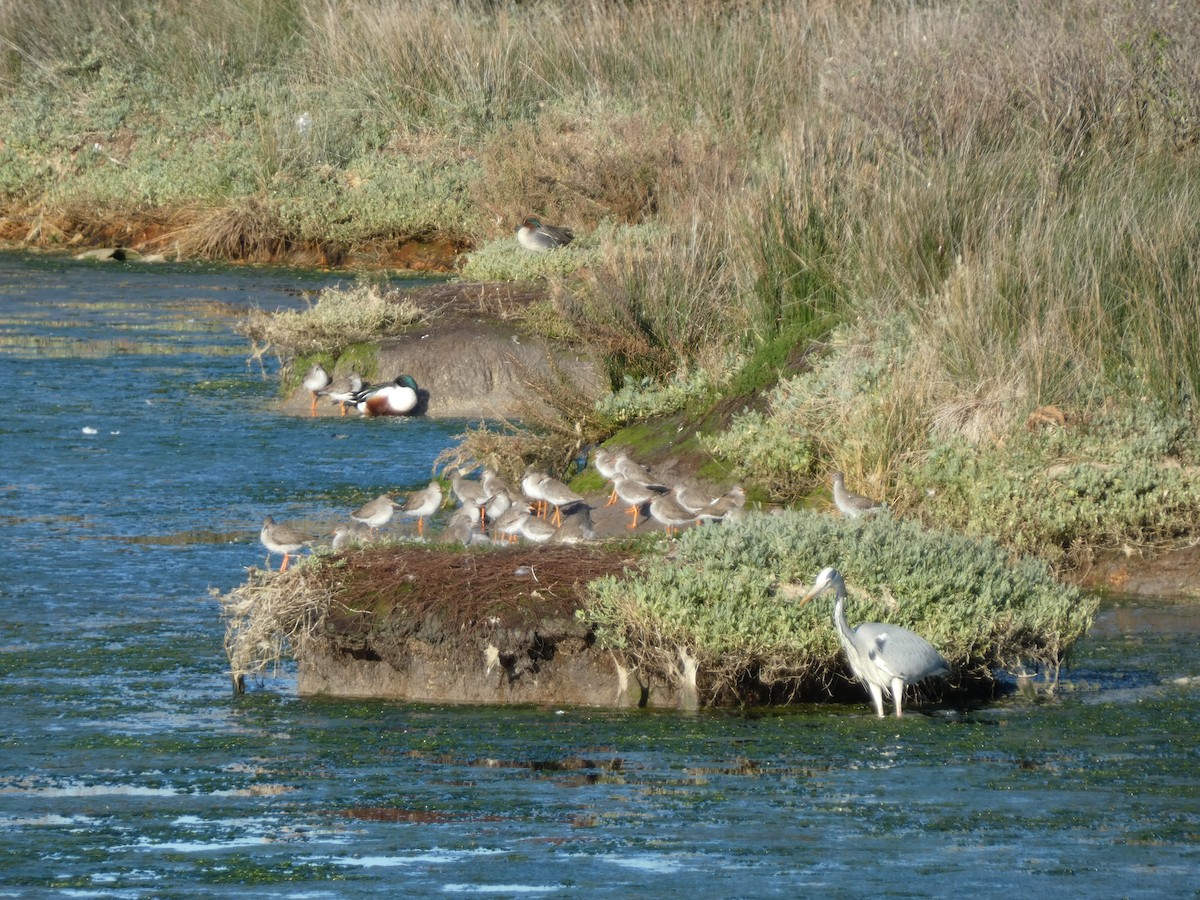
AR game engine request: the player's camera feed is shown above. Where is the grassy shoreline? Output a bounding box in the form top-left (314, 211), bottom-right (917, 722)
top-left (7, 0), bottom-right (1200, 570)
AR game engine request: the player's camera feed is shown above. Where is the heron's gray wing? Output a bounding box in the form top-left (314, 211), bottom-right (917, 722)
top-left (859, 624), bottom-right (949, 682)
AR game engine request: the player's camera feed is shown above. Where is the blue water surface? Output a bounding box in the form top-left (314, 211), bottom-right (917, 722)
top-left (1, 251), bottom-right (1198, 898)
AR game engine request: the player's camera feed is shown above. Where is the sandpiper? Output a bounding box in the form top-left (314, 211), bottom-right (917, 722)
top-left (650, 491), bottom-right (698, 536)
top-left (612, 476), bottom-right (666, 529)
top-left (613, 451), bottom-right (658, 485)
top-left (260, 515), bottom-right (311, 572)
top-left (696, 485), bottom-right (747, 524)
top-left (302, 363), bottom-right (331, 417)
top-left (482, 469), bottom-right (519, 522)
top-left (831, 471), bottom-right (886, 519)
top-left (350, 494), bottom-right (398, 532)
top-left (400, 481), bottom-right (443, 537)
top-left (490, 504), bottom-right (531, 544)
top-left (553, 507), bottom-right (598, 544)
top-left (521, 466), bottom-right (550, 518)
top-left (442, 505), bottom-right (487, 546)
top-left (593, 447), bottom-right (621, 505)
top-left (673, 480), bottom-right (717, 515)
top-left (449, 468), bottom-right (492, 529)
top-left (320, 370), bottom-right (364, 417)
top-left (330, 522), bottom-right (370, 551)
top-left (518, 513), bottom-right (558, 544)
top-left (537, 474), bottom-right (584, 526)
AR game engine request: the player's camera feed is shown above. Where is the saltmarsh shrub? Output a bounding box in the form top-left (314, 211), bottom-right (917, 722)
top-left (595, 367), bottom-right (720, 425)
top-left (238, 283), bottom-right (425, 358)
top-left (911, 402), bottom-right (1200, 564)
top-left (582, 510), bottom-right (1094, 706)
top-left (706, 319), bottom-right (924, 501)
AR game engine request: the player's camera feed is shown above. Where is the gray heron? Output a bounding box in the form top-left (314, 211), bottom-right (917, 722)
top-left (800, 566), bottom-right (950, 717)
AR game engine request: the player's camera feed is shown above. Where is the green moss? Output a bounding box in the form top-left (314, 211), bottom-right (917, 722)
top-left (332, 342), bottom-right (381, 381)
top-left (605, 419), bottom-right (681, 460)
top-left (569, 468), bottom-right (608, 494)
top-left (727, 317), bottom-right (827, 398)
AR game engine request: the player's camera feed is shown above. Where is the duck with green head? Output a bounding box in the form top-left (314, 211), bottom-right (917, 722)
top-left (516, 216), bottom-right (574, 252)
top-left (354, 375), bottom-right (421, 417)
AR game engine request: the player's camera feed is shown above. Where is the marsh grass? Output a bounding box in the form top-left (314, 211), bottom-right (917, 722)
top-left (238, 283), bottom-right (426, 360)
top-left (6, 0), bottom-right (1200, 557)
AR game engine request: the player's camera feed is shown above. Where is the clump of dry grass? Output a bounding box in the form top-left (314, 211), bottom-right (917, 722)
top-left (560, 211), bottom-right (746, 387)
top-left (215, 563), bottom-right (340, 690)
top-left (176, 197), bottom-right (290, 262)
top-left (239, 282), bottom-right (427, 359)
top-left (472, 112), bottom-right (696, 237)
top-left (438, 353), bottom-right (616, 484)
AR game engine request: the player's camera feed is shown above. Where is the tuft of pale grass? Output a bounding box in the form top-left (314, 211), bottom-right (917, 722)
top-left (471, 112), bottom-right (701, 237)
top-left (238, 282), bottom-right (427, 359)
top-left (176, 197), bottom-right (289, 262)
top-left (215, 562), bottom-right (339, 689)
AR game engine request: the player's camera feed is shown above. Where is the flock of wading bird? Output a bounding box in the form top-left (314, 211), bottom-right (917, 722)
top-left (258, 456), bottom-right (953, 718)
top-left (257, 444), bottom-right (900, 573)
top-left (258, 447), bottom-right (754, 574)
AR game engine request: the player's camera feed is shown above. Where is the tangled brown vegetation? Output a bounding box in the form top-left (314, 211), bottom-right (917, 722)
top-left (218, 544), bottom-right (641, 688)
top-left (324, 544), bottom-right (640, 634)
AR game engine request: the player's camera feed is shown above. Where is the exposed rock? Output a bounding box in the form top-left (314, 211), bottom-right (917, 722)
top-left (297, 630), bottom-right (673, 707)
top-left (284, 282), bottom-right (603, 420)
top-left (373, 320), bottom-right (600, 419)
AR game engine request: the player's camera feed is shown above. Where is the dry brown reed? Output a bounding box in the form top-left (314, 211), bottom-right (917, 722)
top-left (437, 352), bottom-right (616, 483)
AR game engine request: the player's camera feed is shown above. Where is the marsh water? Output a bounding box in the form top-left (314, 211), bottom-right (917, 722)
top-left (1, 251), bottom-right (1198, 897)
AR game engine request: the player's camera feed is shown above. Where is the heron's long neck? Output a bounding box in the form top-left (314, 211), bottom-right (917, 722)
top-left (832, 584), bottom-right (855, 650)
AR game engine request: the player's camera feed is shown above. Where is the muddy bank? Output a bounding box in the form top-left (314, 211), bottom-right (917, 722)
top-left (1075, 545), bottom-right (1200, 599)
top-left (1, 210), bottom-right (466, 272)
top-left (280, 282), bottom-right (605, 421)
top-left (232, 544), bottom-right (685, 707)
top-left (297, 630), bottom-right (665, 707)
